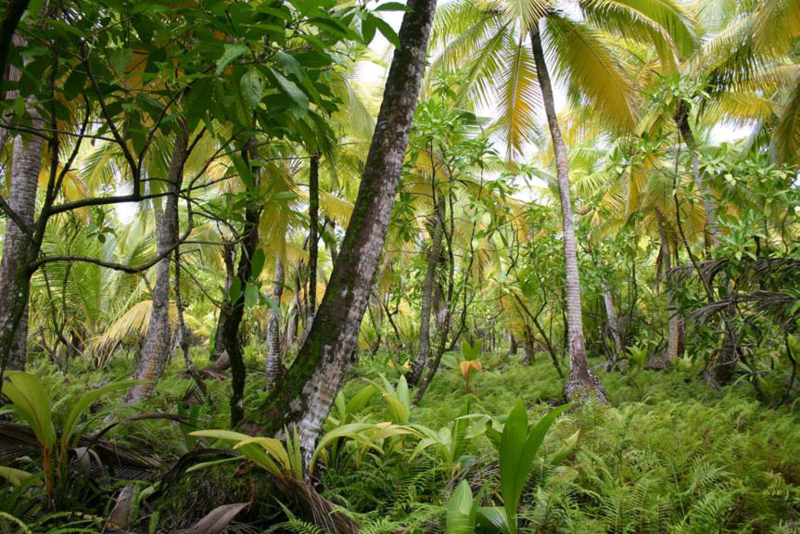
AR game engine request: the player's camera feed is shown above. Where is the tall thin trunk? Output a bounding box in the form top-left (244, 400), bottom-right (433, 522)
top-left (225, 143), bottom-right (261, 427)
top-left (125, 129), bottom-right (187, 402)
top-left (264, 255), bottom-right (285, 390)
top-left (674, 99), bottom-right (720, 248)
top-left (521, 326), bottom-right (535, 365)
top-left (307, 154), bottom-right (319, 326)
top-left (656, 210), bottom-right (682, 362)
top-left (259, 0), bottom-right (437, 461)
top-left (0, 109), bottom-right (42, 372)
top-left (508, 333), bottom-right (518, 356)
top-left (602, 282), bottom-right (622, 356)
top-left (529, 27), bottom-right (604, 402)
top-left (407, 195), bottom-right (445, 385)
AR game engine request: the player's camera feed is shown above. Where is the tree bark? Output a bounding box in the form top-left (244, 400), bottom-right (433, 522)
top-left (259, 0), bottom-right (437, 461)
top-left (656, 210), bottom-right (682, 362)
top-left (124, 129), bottom-right (187, 403)
top-left (407, 195), bottom-right (445, 385)
top-left (529, 27), bottom-right (604, 402)
top-left (208, 244), bottom-right (237, 372)
top-left (307, 154), bottom-right (319, 326)
top-left (224, 144), bottom-right (262, 427)
top-left (264, 255), bottom-right (285, 390)
top-left (602, 282), bottom-right (622, 357)
top-left (674, 99), bottom-right (721, 248)
top-left (0, 114), bottom-right (42, 372)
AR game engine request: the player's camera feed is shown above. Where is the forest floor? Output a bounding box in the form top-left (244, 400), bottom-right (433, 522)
top-left (29, 350), bottom-right (800, 532)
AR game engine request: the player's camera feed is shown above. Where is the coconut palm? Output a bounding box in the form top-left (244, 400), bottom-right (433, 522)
top-left (432, 0), bottom-right (696, 399)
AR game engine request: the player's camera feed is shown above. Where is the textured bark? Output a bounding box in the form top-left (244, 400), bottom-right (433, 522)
top-left (0, 108), bottom-right (43, 372)
top-left (225, 145), bottom-right (262, 427)
top-left (602, 282), bottom-right (622, 356)
top-left (0, 0), bottom-right (29, 98)
top-left (674, 99), bottom-right (721, 248)
top-left (521, 327), bottom-right (535, 366)
top-left (259, 0), bottom-right (437, 460)
top-left (208, 244), bottom-right (237, 371)
top-left (264, 255), bottom-right (285, 390)
top-left (307, 155), bottom-right (319, 325)
top-left (507, 333), bottom-right (518, 356)
top-left (657, 211), bottom-right (683, 362)
top-left (124, 131), bottom-right (187, 403)
top-left (407, 195), bottom-right (445, 385)
top-left (529, 27), bottom-right (604, 402)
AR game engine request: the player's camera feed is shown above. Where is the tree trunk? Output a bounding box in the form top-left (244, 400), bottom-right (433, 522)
top-left (602, 282), bottom-right (622, 356)
top-left (529, 27), bottom-right (604, 402)
top-left (224, 145), bottom-right (262, 427)
top-left (208, 244), bottom-right (237, 371)
top-left (657, 210), bottom-right (682, 362)
top-left (407, 195), bottom-right (445, 385)
top-left (521, 327), bottom-right (535, 366)
top-left (264, 255), bottom-right (285, 390)
top-left (0, 108), bottom-right (42, 372)
top-left (674, 99), bottom-right (720, 248)
top-left (307, 154), bottom-right (319, 326)
top-left (125, 129), bottom-right (187, 402)
top-left (508, 333), bottom-right (518, 356)
top-left (259, 0), bottom-right (437, 461)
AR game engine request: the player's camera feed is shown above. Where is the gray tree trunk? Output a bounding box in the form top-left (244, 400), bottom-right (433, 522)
top-left (124, 130), bottom-right (187, 402)
top-left (0, 105), bottom-right (43, 372)
top-left (529, 26), bottom-right (604, 402)
top-left (264, 255), bottom-right (285, 390)
top-left (602, 282), bottom-right (622, 356)
top-left (259, 0), bottom-right (438, 462)
top-left (407, 195), bottom-right (445, 385)
top-left (657, 210), bottom-right (682, 362)
top-left (675, 99), bottom-right (721, 248)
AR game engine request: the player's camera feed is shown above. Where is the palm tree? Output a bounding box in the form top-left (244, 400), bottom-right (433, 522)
top-left (433, 0), bottom-right (695, 400)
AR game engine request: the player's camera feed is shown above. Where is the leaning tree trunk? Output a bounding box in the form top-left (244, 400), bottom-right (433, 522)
top-left (264, 255), bottom-right (285, 390)
top-left (0, 108), bottom-right (43, 373)
top-left (529, 27), bottom-right (604, 402)
top-left (259, 0), bottom-right (437, 460)
top-left (407, 195), bottom-right (445, 385)
top-left (124, 130), bottom-right (187, 403)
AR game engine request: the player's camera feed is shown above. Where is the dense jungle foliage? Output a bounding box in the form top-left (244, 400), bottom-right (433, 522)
top-left (0, 0), bottom-right (800, 532)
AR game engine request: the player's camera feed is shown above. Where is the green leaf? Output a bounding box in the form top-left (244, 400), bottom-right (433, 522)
top-left (373, 16), bottom-right (401, 49)
top-left (239, 68), bottom-right (264, 111)
top-left (4, 372), bottom-right (56, 450)
top-left (216, 44), bottom-right (248, 75)
top-left (62, 380), bottom-right (140, 452)
top-left (275, 51), bottom-right (304, 80)
top-left (375, 2), bottom-right (411, 11)
top-left (250, 249), bottom-right (266, 280)
top-left (268, 68), bottom-right (309, 114)
top-left (446, 480), bottom-right (476, 534)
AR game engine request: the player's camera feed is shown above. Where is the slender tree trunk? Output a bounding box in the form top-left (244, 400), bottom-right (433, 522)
top-left (264, 255), bottom-right (285, 390)
top-left (307, 154), bottom-right (319, 327)
top-left (508, 333), bottom-right (518, 356)
top-left (674, 99), bottom-right (720, 248)
top-left (225, 143), bottom-right (262, 427)
top-left (407, 195), bottom-right (445, 385)
top-left (656, 210), bottom-right (682, 362)
top-left (209, 244), bottom-right (237, 371)
top-left (602, 282), bottom-right (622, 357)
top-left (529, 27), bottom-right (604, 402)
top-left (259, 0), bottom-right (437, 461)
top-left (0, 107), bottom-right (42, 372)
top-left (125, 129), bottom-right (187, 402)
top-left (0, 0), bottom-right (30, 99)
top-left (521, 326), bottom-right (535, 365)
